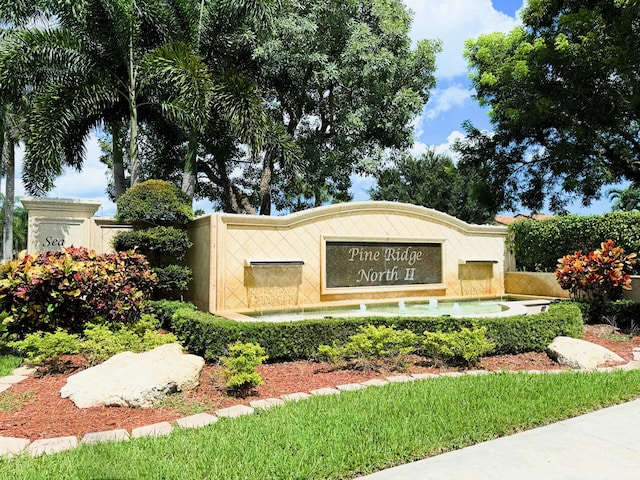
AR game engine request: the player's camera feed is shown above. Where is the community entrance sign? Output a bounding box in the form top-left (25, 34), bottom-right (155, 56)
top-left (325, 240), bottom-right (442, 288)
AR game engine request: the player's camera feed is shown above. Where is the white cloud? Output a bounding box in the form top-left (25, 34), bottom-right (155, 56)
top-left (432, 130), bottom-right (465, 163)
top-left (424, 84), bottom-right (471, 121)
top-left (403, 0), bottom-right (523, 79)
top-left (5, 135), bottom-right (116, 217)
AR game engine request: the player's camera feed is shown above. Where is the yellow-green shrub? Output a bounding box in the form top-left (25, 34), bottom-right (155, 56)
top-left (422, 326), bottom-right (495, 367)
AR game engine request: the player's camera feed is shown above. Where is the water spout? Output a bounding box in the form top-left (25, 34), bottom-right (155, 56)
top-left (360, 303), bottom-right (367, 311)
top-left (398, 300), bottom-right (406, 311)
top-left (452, 302), bottom-right (462, 315)
top-left (428, 298), bottom-right (438, 308)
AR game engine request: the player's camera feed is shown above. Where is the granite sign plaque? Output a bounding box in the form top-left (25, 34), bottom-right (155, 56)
top-left (325, 241), bottom-right (442, 288)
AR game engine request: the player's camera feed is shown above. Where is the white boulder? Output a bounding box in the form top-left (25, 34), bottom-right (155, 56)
top-left (547, 336), bottom-right (625, 370)
top-left (60, 343), bottom-right (204, 408)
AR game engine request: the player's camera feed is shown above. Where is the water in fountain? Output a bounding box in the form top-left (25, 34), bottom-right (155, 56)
top-left (360, 303), bottom-right (367, 311)
top-left (398, 300), bottom-right (406, 311)
top-left (452, 302), bottom-right (462, 315)
top-left (428, 298), bottom-right (438, 308)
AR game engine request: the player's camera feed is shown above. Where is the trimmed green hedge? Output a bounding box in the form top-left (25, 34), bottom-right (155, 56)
top-left (510, 212), bottom-right (640, 272)
top-left (170, 302), bottom-right (584, 362)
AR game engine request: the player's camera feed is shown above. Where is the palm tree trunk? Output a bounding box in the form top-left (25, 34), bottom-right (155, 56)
top-left (111, 119), bottom-right (126, 199)
top-left (128, 29), bottom-right (140, 187)
top-left (181, 131), bottom-right (198, 197)
top-left (3, 133), bottom-right (15, 262)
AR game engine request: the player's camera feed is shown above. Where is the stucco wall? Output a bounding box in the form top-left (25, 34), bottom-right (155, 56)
top-left (186, 202), bottom-right (509, 313)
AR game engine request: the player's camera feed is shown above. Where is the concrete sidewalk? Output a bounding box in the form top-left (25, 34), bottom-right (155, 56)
top-left (358, 398), bottom-right (640, 480)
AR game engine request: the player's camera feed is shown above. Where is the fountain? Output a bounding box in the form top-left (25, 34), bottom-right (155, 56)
top-left (398, 300), bottom-right (406, 311)
top-left (451, 302), bottom-right (462, 315)
top-left (360, 303), bottom-right (367, 312)
top-left (428, 298), bottom-right (438, 308)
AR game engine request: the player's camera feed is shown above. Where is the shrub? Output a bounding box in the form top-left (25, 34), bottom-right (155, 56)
top-left (111, 227), bottom-right (193, 265)
top-left (0, 247), bottom-right (157, 337)
top-left (509, 212), bottom-right (640, 272)
top-left (7, 329), bottom-right (81, 364)
top-left (578, 300), bottom-right (640, 334)
top-left (115, 179), bottom-right (193, 226)
top-left (317, 324), bottom-right (418, 371)
top-left (422, 326), bottom-right (495, 367)
top-left (153, 265), bottom-right (193, 296)
top-left (170, 302), bottom-right (583, 362)
top-left (150, 300), bottom-right (197, 329)
top-left (221, 341), bottom-right (268, 395)
top-left (113, 180), bottom-right (194, 300)
top-left (556, 240), bottom-right (637, 303)
top-left (8, 318), bottom-right (177, 366)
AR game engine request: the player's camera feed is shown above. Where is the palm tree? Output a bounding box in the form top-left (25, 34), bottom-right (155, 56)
top-left (0, 0), bottom-right (213, 198)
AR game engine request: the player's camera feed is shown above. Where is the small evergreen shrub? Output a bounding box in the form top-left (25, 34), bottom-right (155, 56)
top-left (222, 341), bottom-right (268, 395)
top-left (578, 300), bottom-right (640, 334)
top-left (509, 212), bottom-right (640, 272)
top-left (317, 324), bottom-right (417, 371)
top-left (7, 329), bottom-right (81, 364)
top-left (0, 247), bottom-right (156, 337)
top-left (113, 180), bottom-right (193, 300)
top-left (112, 227), bottom-right (193, 264)
top-left (422, 326), bottom-right (495, 367)
top-left (115, 179), bottom-right (193, 225)
top-left (170, 302), bottom-right (583, 362)
top-left (153, 265), bottom-right (193, 296)
top-left (150, 300), bottom-right (197, 329)
top-left (8, 317), bottom-right (177, 366)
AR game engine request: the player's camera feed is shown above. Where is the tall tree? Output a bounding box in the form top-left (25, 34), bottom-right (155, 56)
top-left (0, 0), bottom-right (212, 197)
top-left (369, 150), bottom-right (497, 224)
top-left (251, 0), bottom-right (440, 214)
top-left (459, 0), bottom-right (640, 213)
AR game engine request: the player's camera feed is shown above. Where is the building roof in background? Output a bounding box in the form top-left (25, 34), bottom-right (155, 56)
top-left (494, 213), bottom-right (554, 225)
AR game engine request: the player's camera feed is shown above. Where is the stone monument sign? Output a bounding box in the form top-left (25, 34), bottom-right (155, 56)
top-left (325, 240), bottom-right (442, 289)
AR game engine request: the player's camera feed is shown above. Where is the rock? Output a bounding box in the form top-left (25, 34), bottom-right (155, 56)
top-left (60, 343), bottom-right (204, 408)
top-left (547, 336), bottom-right (625, 370)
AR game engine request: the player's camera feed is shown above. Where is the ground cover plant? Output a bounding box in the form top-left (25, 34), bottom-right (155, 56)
top-left (2, 370), bottom-right (640, 479)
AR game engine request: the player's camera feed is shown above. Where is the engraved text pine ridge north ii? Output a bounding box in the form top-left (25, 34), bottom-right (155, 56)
top-left (326, 241), bottom-right (442, 289)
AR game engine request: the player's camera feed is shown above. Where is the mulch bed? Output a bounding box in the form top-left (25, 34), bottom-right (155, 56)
top-left (1, 325), bottom-right (638, 441)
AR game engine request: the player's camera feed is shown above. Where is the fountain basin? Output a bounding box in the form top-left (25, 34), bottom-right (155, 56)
top-left (223, 296), bottom-right (550, 322)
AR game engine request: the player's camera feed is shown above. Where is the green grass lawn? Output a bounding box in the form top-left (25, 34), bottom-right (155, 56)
top-left (3, 370), bottom-right (640, 479)
top-left (0, 353), bottom-right (21, 377)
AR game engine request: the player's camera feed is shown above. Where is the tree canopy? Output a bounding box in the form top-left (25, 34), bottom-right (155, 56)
top-left (369, 150), bottom-right (497, 224)
top-left (0, 0), bottom-right (440, 215)
top-left (459, 0), bottom-right (640, 213)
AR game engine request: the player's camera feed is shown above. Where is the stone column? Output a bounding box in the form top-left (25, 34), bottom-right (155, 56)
top-left (21, 197), bottom-right (101, 254)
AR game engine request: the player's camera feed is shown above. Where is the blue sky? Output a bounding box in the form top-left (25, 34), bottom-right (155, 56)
top-left (7, 0), bottom-right (620, 218)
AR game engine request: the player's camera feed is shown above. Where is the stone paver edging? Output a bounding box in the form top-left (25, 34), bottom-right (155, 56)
top-left (2, 347), bottom-right (640, 458)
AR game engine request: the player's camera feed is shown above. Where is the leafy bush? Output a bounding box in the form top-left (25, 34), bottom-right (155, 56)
top-left (8, 318), bottom-right (177, 365)
top-left (113, 180), bottom-right (194, 300)
top-left (317, 324), bottom-right (417, 371)
top-left (556, 240), bottom-right (637, 303)
top-left (115, 179), bottom-right (193, 226)
top-left (7, 329), bottom-right (81, 364)
top-left (221, 341), bottom-right (268, 395)
top-left (509, 212), bottom-right (640, 272)
top-left (153, 265), bottom-right (193, 296)
top-left (578, 300), bottom-right (640, 334)
top-left (422, 326), bottom-right (495, 367)
top-left (170, 302), bottom-right (583, 362)
top-left (150, 300), bottom-right (197, 329)
top-left (111, 227), bottom-right (193, 265)
top-left (0, 247), bottom-right (157, 337)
